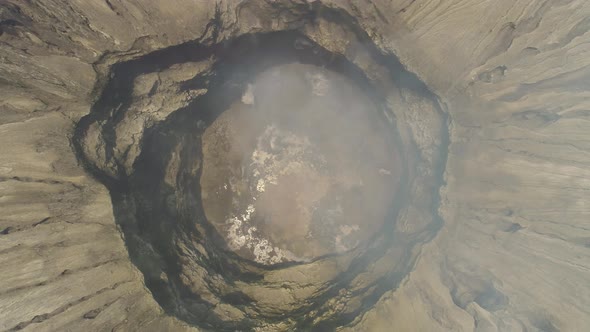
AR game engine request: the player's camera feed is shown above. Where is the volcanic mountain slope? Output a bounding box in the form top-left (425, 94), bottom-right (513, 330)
top-left (0, 1), bottom-right (589, 331)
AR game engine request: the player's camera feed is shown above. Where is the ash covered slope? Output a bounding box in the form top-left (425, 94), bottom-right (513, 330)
top-left (0, 1), bottom-right (589, 331)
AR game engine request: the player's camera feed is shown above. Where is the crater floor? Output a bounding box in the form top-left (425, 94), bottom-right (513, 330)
top-left (201, 64), bottom-right (400, 264)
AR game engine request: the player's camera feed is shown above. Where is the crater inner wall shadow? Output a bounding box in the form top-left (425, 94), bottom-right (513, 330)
top-left (73, 22), bottom-right (447, 330)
